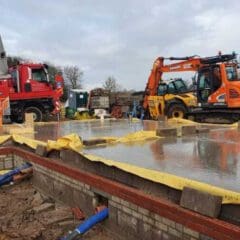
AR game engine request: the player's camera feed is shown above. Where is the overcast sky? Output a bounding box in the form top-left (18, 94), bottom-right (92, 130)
top-left (0, 0), bottom-right (240, 90)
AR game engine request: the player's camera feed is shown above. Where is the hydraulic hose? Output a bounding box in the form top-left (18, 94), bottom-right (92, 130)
top-left (0, 162), bottom-right (32, 186)
top-left (62, 207), bottom-right (109, 240)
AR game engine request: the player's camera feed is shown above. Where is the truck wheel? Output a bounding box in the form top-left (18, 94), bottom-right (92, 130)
top-left (24, 107), bottom-right (43, 122)
top-left (167, 104), bottom-right (186, 119)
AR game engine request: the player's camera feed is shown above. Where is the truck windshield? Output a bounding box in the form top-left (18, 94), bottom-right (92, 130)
top-left (32, 68), bottom-right (48, 82)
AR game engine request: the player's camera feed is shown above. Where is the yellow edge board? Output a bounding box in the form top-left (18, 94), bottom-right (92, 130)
top-left (84, 153), bottom-right (240, 204)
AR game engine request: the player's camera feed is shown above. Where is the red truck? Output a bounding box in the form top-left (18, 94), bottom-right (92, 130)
top-left (0, 35), bottom-right (63, 122)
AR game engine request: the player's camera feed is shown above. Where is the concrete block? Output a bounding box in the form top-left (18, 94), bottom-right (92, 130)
top-left (180, 187), bottom-right (222, 218)
top-left (129, 202), bottom-right (138, 212)
top-left (182, 125), bottom-right (196, 135)
top-left (169, 227), bottom-right (182, 238)
top-left (35, 145), bottom-right (48, 157)
top-left (155, 221), bottom-right (168, 231)
top-left (162, 232), bottom-right (171, 240)
top-left (122, 206), bottom-right (133, 215)
top-left (182, 234), bottom-right (193, 240)
top-left (32, 171), bottom-right (54, 196)
top-left (156, 128), bottom-right (177, 137)
top-left (152, 228), bottom-right (162, 240)
top-left (132, 210), bottom-right (142, 220)
top-left (117, 211), bottom-right (138, 234)
top-left (220, 204), bottom-right (240, 225)
top-left (121, 199), bottom-right (130, 208)
top-left (143, 215), bottom-right (154, 226)
top-left (175, 223), bottom-right (183, 232)
top-left (109, 200), bottom-right (118, 209)
top-left (162, 217), bottom-right (175, 228)
top-left (138, 221), bottom-right (154, 240)
top-left (153, 213), bottom-right (162, 222)
top-left (72, 189), bottom-right (93, 216)
top-left (111, 196), bottom-right (121, 203)
top-left (47, 150), bottom-right (60, 159)
top-left (183, 227), bottom-right (199, 239)
top-left (138, 206), bottom-right (150, 216)
top-left (25, 113), bottom-right (34, 127)
top-left (105, 205), bottom-right (119, 234)
top-left (53, 180), bottom-right (74, 207)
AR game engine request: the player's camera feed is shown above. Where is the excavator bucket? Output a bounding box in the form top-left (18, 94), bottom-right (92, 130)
top-left (0, 35), bottom-right (8, 77)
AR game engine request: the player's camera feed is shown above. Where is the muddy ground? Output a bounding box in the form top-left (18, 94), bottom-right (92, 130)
top-left (0, 180), bottom-right (113, 240)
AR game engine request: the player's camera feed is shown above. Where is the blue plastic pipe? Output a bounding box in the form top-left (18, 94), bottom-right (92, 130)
top-left (62, 207), bottom-right (109, 240)
top-left (0, 162), bottom-right (32, 186)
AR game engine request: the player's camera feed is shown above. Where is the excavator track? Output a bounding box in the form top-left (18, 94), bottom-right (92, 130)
top-left (188, 108), bottom-right (240, 124)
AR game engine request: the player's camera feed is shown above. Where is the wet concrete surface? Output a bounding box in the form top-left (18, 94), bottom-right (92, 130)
top-left (34, 119), bottom-right (240, 192)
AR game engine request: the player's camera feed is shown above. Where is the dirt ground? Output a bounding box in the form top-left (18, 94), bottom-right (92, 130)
top-left (0, 180), bottom-right (113, 240)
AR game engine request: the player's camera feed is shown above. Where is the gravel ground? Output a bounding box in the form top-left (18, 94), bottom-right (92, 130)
top-left (0, 180), bottom-right (113, 240)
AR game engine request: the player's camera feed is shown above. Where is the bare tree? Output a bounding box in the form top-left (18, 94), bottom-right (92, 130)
top-left (103, 76), bottom-right (122, 92)
top-left (64, 65), bottom-right (83, 89)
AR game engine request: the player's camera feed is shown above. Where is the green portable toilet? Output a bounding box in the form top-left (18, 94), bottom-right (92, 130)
top-left (68, 89), bottom-right (89, 111)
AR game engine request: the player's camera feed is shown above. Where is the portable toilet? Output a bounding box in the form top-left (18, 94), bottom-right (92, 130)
top-left (68, 89), bottom-right (89, 112)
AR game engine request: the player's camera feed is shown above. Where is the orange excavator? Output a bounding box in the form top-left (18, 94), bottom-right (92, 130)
top-left (143, 53), bottom-right (240, 122)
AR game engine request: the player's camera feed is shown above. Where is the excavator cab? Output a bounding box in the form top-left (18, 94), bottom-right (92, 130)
top-left (197, 67), bottom-right (217, 105)
top-left (196, 60), bottom-right (240, 109)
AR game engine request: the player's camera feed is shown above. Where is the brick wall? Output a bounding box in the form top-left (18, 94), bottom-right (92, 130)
top-left (108, 196), bottom-right (204, 240)
top-left (0, 149), bottom-right (238, 240)
top-left (0, 153), bottom-right (14, 170)
top-left (31, 161), bottom-right (206, 240)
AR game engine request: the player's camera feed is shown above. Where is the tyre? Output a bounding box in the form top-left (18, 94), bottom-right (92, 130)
top-left (167, 103), bottom-right (186, 119)
top-left (24, 106), bottom-right (43, 122)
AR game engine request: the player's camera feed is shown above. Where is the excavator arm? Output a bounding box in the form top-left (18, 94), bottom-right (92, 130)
top-left (143, 56), bottom-right (202, 109)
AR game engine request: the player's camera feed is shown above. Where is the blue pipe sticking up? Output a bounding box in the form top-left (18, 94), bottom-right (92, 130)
top-left (62, 207), bottom-right (109, 240)
top-left (0, 162), bottom-right (32, 186)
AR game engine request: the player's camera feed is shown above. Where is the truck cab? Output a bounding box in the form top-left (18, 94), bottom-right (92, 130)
top-left (9, 63), bottom-right (52, 93)
top-left (8, 63), bottom-right (63, 122)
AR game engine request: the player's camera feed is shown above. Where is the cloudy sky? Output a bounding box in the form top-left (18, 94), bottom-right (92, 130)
top-left (0, 0), bottom-right (239, 90)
